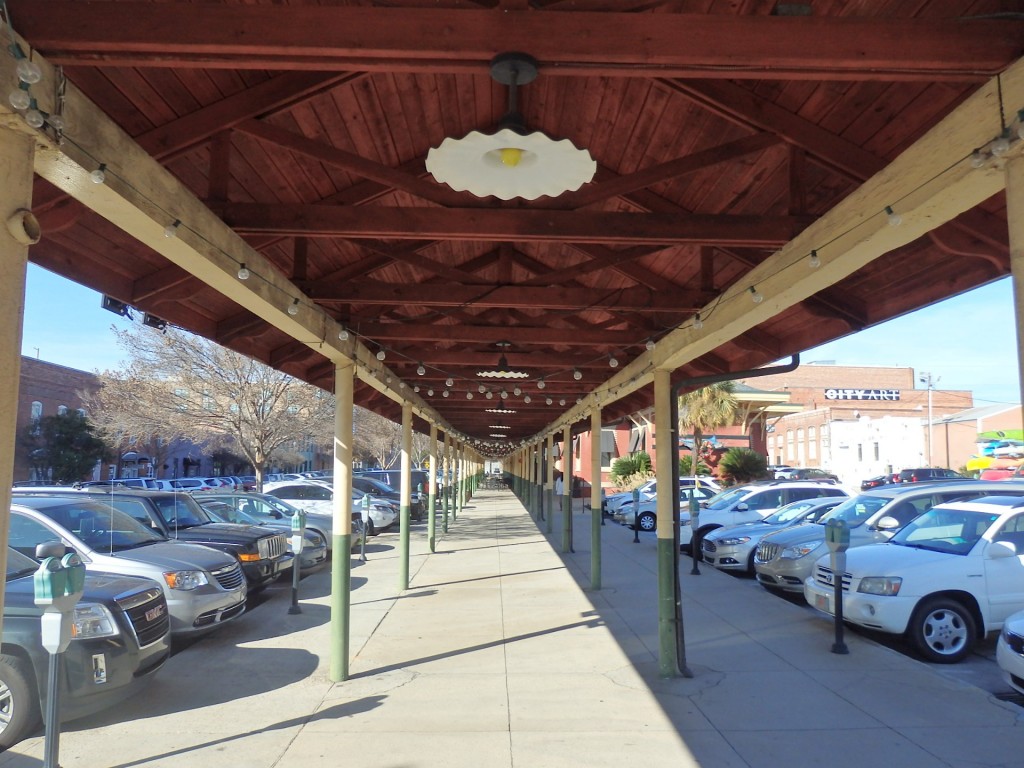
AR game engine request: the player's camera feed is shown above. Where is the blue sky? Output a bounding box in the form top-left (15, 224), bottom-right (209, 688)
top-left (20, 263), bottom-right (1021, 407)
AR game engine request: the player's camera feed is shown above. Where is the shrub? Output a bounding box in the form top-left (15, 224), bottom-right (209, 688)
top-left (610, 452), bottom-right (652, 488)
top-left (718, 448), bottom-right (767, 485)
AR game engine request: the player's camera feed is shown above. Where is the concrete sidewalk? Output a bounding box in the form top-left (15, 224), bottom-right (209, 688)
top-left (1, 487), bottom-right (1021, 767)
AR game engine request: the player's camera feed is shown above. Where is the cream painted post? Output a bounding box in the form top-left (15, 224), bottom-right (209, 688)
top-left (399, 402), bottom-right (412, 590)
top-left (330, 361), bottom-right (355, 681)
top-left (1006, 155), bottom-right (1024, 411)
top-left (0, 129), bottom-right (36, 628)
top-left (654, 369), bottom-right (678, 677)
top-left (442, 433), bottom-right (451, 533)
top-left (428, 423), bottom-right (438, 553)
top-left (562, 423), bottom-right (573, 553)
top-left (546, 434), bottom-right (555, 533)
top-left (455, 442), bottom-right (463, 520)
top-left (591, 407), bottom-right (603, 590)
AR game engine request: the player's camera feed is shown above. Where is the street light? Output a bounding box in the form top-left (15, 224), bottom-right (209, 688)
top-left (919, 371), bottom-right (939, 466)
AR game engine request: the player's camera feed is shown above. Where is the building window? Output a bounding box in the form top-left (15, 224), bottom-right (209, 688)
top-left (600, 429), bottom-right (619, 469)
top-left (797, 428), bottom-right (805, 464)
top-left (874, 442), bottom-right (880, 461)
top-left (808, 427), bottom-right (817, 460)
top-left (786, 430), bottom-right (794, 461)
top-left (57, 405), bottom-right (68, 416)
top-left (857, 444), bottom-right (863, 462)
top-left (30, 401), bottom-right (42, 422)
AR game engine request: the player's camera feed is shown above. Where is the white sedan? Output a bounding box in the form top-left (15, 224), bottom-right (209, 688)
top-left (996, 609), bottom-right (1024, 695)
top-left (805, 495), bottom-right (1024, 663)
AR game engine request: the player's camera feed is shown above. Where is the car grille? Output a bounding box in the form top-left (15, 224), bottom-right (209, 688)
top-left (702, 539), bottom-right (717, 553)
top-left (755, 541), bottom-right (780, 563)
top-left (117, 586), bottom-right (170, 648)
top-left (814, 564), bottom-right (851, 591)
top-left (212, 561), bottom-right (245, 591)
top-left (1006, 632), bottom-right (1024, 655)
top-left (194, 601), bottom-right (246, 628)
top-left (257, 533), bottom-right (288, 560)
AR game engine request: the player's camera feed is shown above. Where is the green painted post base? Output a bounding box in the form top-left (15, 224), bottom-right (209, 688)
top-left (561, 495), bottom-right (571, 552)
top-left (591, 505), bottom-right (602, 590)
top-left (399, 504), bottom-right (411, 590)
top-left (546, 491), bottom-right (554, 533)
top-left (329, 533), bottom-right (352, 682)
top-left (443, 488), bottom-right (449, 533)
top-left (428, 492), bottom-right (436, 552)
top-left (657, 537), bottom-right (679, 678)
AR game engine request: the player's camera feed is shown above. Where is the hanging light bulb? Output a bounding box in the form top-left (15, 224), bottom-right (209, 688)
top-left (537, 378), bottom-right (546, 390)
top-left (16, 58), bottom-right (42, 85)
top-left (513, 386), bottom-right (522, 396)
top-left (970, 149), bottom-right (988, 168)
top-left (48, 113), bottom-right (66, 132)
top-left (287, 299), bottom-right (300, 316)
top-left (90, 164), bottom-right (107, 184)
top-left (500, 390), bottom-right (508, 399)
top-left (573, 368), bottom-right (582, 380)
top-left (545, 397), bottom-right (553, 406)
top-left (427, 388), bottom-right (434, 396)
top-left (24, 108), bottom-right (44, 129)
top-left (486, 391), bottom-right (494, 399)
top-left (992, 130), bottom-right (1012, 157)
top-left (645, 339), bottom-right (656, 352)
top-left (376, 348), bottom-right (386, 361)
top-left (417, 363), bottom-right (426, 376)
top-left (692, 313), bottom-right (704, 330)
top-left (237, 263), bottom-right (250, 280)
top-left (466, 391), bottom-right (474, 400)
top-left (808, 250), bottom-right (821, 269)
top-left (478, 384), bottom-right (486, 394)
top-left (414, 385), bottom-right (420, 393)
top-left (885, 206), bottom-right (902, 227)
top-left (8, 87), bottom-right (29, 111)
top-left (443, 389), bottom-right (450, 398)
top-left (163, 219), bottom-right (181, 238)
top-left (749, 286), bottom-right (763, 304)
top-left (338, 328), bottom-right (349, 341)
top-left (559, 399), bottom-right (566, 406)
top-left (609, 355), bottom-right (619, 368)
top-left (446, 377), bottom-right (454, 387)
top-left (524, 395), bottom-right (532, 404)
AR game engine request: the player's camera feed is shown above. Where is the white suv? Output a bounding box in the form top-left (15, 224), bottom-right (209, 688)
top-left (682, 480), bottom-right (847, 551)
top-left (805, 494), bottom-right (1024, 663)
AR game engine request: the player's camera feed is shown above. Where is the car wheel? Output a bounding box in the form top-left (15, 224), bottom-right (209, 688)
top-left (636, 511), bottom-right (656, 532)
top-left (908, 598), bottom-right (976, 663)
top-left (0, 654), bottom-right (39, 749)
top-left (366, 519), bottom-right (377, 536)
top-left (746, 549), bottom-right (757, 575)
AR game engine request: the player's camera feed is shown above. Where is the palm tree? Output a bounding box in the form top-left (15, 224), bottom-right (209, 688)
top-left (678, 381), bottom-right (738, 487)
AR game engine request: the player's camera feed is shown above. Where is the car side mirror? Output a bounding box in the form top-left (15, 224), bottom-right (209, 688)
top-left (875, 515), bottom-right (901, 530)
top-left (700, 500), bottom-right (709, 509)
top-left (735, 502), bottom-right (749, 512)
top-left (989, 540), bottom-right (1017, 558)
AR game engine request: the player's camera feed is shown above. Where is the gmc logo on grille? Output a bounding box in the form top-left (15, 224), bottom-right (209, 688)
top-left (145, 605), bottom-right (166, 622)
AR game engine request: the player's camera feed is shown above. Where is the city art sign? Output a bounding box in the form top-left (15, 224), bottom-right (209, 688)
top-left (824, 388), bottom-right (901, 401)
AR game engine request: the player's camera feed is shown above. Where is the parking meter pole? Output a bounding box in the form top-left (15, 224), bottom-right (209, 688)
top-left (361, 495), bottom-right (370, 562)
top-left (35, 552), bottom-right (86, 768)
top-left (632, 488), bottom-right (640, 544)
top-left (689, 504), bottom-right (701, 576)
top-left (825, 519), bottom-right (850, 655)
top-left (289, 511), bottom-right (306, 615)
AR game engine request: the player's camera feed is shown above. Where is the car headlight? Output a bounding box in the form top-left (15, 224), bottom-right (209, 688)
top-left (780, 541), bottom-right (822, 559)
top-left (163, 570), bottom-right (210, 590)
top-left (857, 577), bottom-right (902, 596)
top-left (718, 536), bottom-right (752, 546)
top-left (71, 603), bottom-right (119, 639)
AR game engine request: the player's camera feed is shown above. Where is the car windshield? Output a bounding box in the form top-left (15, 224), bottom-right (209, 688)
top-left (151, 495), bottom-right (212, 529)
top-left (703, 486), bottom-right (754, 510)
top-left (762, 501), bottom-right (816, 525)
top-left (201, 500), bottom-right (260, 526)
top-left (25, 500), bottom-right (167, 552)
top-left (889, 508), bottom-right (1001, 554)
top-left (6, 547), bottom-right (42, 579)
top-left (818, 494), bottom-right (892, 528)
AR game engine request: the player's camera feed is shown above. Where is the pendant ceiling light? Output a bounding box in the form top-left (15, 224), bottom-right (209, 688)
top-left (426, 52), bottom-right (596, 201)
top-left (476, 341), bottom-right (530, 379)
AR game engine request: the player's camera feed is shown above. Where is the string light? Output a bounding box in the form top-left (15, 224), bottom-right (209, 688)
top-left (376, 348), bottom-right (386, 361)
top-left (8, 84), bottom-right (29, 110)
top-left (338, 328), bottom-right (349, 341)
top-left (808, 249), bottom-right (821, 269)
top-left (287, 298), bottom-right (299, 316)
top-left (524, 395), bottom-right (532, 404)
top-left (163, 219), bottom-right (181, 239)
top-left (446, 377), bottom-right (454, 387)
top-left (466, 391), bottom-right (474, 399)
top-left (559, 398), bottom-right (566, 406)
top-left (417, 363), bottom-right (426, 376)
top-left (414, 385), bottom-right (420, 393)
top-left (90, 164), bottom-right (107, 184)
top-left (427, 388), bottom-right (434, 396)
top-left (537, 378), bottom-right (546, 389)
top-left (443, 389), bottom-right (450, 397)
top-left (885, 205), bottom-right (902, 227)
top-left (645, 339), bottom-right (655, 352)
top-left (573, 368), bottom-right (582, 380)
top-left (545, 397), bottom-right (553, 406)
top-left (513, 386), bottom-right (521, 396)
top-left (609, 355), bottom-right (619, 368)
top-left (992, 129), bottom-right (1011, 157)
top-left (237, 263), bottom-right (250, 280)
top-left (693, 313), bottom-right (703, 330)
top-left (478, 384), bottom-right (486, 394)
top-left (749, 286), bottom-right (763, 304)
top-left (23, 102), bottom-right (43, 128)
top-left (970, 149), bottom-right (987, 168)
top-left (486, 391), bottom-right (494, 399)
top-left (15, 58), bottom-right (41, 85)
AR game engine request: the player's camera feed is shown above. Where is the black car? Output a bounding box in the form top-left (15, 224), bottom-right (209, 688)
top-left (786, 468), bottom-right (840, 483)
top-left (898, 467), bottom-right (968, 483)
top-left (0, 545), bottom-right (171, 749)
top-left (353, 472), bottom-right (426, 519)
top-left (19, 489), bottom-right (292, 589)
top-left (860, 475), bottom-right (892, 490)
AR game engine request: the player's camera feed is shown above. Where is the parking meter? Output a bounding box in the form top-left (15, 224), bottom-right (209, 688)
top-left (34, 550), bottom-right (86, 768)
top-left (632, 488), bottom-right (641, 544)
top-left (288, 511), bottom-right (306, 615)
top-left (824, 519), bottom-right (850, 654)
top-left (689, 494), bottom-right (702, 576)
top-left (360, 493), bottom-right (371, 561)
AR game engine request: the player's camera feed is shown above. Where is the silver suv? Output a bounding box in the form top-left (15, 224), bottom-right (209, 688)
top-left (754, 479), bottom-right (1024, 594)
top-left (682, 480), bottom-right (847, 552)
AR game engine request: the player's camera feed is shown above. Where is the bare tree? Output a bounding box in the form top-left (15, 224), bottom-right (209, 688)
top-left (353, 407), bottom-right (401, 468)
top-left (86, 324), bottom-right (335, 487)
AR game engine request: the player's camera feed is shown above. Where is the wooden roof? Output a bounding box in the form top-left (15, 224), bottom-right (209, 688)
top-left (9, 1), bottom-right (1023, 454)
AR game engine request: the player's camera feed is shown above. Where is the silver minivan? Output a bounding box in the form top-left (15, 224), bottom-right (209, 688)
top-left (10, 496), bottom-right (247, 636)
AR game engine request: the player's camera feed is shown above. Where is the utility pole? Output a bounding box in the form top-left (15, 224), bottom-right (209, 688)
top-left (919, 371), bottom-right (938, 466)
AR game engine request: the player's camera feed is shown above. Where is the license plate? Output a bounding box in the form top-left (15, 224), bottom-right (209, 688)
top-left (814, 593), bottom-right (833, 615)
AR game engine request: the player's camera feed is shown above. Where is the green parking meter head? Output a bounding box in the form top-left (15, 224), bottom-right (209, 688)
top-left (632, 488), bottom-right (640, 503)
top-left (33, 557), bottom-right (68, 605)
top-left (361, 493), bottom-right (371, 510)
top-left (291, 510), bottom-right (307, 533)
top-left (61, 552), bottom-right (86, 597)
top-left (417, 482), bottom-right (424, 494)
top-left (825, 518), bottom-right (850, 552)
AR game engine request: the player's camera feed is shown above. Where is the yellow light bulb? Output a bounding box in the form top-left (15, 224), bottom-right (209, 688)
top-left (500, 148), bottom-right (523, 167)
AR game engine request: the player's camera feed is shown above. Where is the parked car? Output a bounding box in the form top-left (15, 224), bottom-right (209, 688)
top-left (168, 477), bottom-right (217, 491)
top-left (897, 468), bottom-right (968, 483)
top-left (805, 495), bottom-right (1024, 663)
top-left (785, 468), bottom-right (840, 483)
top-left (353, 473), bottom-right (425, 519)
top-left (681, 480), bottom-right (848, 553)
top-left (773, 466), bottom-right (800, 479)
top-left (996, 609), bottom-right (1024, 695)
top-left (700, 496), bottom-right (846, 574)
top-left (10, 494), bottom-right (248, 635)
top-left (20, 488), bottom-right (293, 589)
top-left (196, 498), bottom-right (328, 572)
top-left (195, 490), bottom-right (364, 552)
top-left (0, 544), bottom-right (171, 749)
top-left (603, 476), bottom-right (719, 516)
top-left (263, 480), bottom-right (397, 534)
top-left (612, 485), bottom-right (718, 530)
top-left (860, 475), bottom-right (892, 491)
top-left (754, 480), bottom-right (1024, 594)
